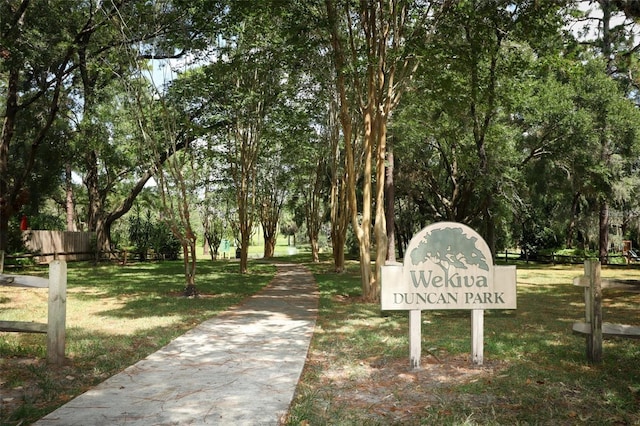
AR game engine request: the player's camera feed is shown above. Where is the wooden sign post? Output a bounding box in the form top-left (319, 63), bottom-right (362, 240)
top-left (381, 222), bottom-right (517, 368)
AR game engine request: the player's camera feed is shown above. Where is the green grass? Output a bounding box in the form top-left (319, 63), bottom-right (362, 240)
top-left (3, 255), bottom-right (640, 425)
top-left (286, 262), bottom-right (640, 425)
top-left (0, 259), bottom-right (275, 425)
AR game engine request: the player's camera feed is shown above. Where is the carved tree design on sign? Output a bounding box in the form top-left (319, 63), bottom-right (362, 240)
top-left (410, 227), bottom-right (490, 275)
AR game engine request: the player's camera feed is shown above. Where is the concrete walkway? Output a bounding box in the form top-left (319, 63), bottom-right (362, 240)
top-left (34, 263), bottom-right (318, 426)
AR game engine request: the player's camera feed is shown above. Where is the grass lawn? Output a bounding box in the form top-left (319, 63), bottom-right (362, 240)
top-left (2, 255), bottom-right (640, 425)
top-left (0, 259), bottom-right (276, 425)
top-left (286, 260), bottom-right (640, 425)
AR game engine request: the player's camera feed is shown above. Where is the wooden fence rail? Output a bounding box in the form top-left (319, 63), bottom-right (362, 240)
top-left (572, 259), bottom-right (640, 362)
top-left (0, 260), bottom-right (67, 365)
top-left (499, 250), bottom-right (627, 265)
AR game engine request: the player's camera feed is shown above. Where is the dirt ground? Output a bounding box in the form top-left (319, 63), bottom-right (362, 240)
top-left (0, 355), bottom-right (81, 423)
top-left (297, 349), bottom-right (505, 424)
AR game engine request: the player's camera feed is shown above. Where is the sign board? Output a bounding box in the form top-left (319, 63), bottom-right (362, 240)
top-left (380, 222), bottom-right (517, 367)
top-left (382, 222), bottom-right (516, 310)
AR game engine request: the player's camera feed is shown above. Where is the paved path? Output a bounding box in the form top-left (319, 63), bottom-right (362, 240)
top-left (34, 263), bottom-right (318, 426)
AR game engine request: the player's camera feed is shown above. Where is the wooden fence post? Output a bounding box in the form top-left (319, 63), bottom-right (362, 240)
top-left (47, 260), bottom-right (67, 365)
top-left (585, 259), bottom-right (602, 363)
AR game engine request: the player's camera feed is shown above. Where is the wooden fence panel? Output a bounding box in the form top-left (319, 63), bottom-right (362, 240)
top-left (23, 231), bottom-right (95, 262)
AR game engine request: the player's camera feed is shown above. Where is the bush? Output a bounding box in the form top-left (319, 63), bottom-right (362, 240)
top-left (128, 210), bottom-right (153, 261)
top-left (128, 210), bottom-right (181, 261)
top-left (150, 223), bottom-right (181, 260)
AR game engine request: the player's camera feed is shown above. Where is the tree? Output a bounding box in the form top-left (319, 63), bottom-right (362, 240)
top-left (328, 93), bottom-right (350, 272)
top-left (1, 1), bottom-right (83, 251)
top-left (130, 71), bottom-right (200, 292)
top-left (257, 144), bottom-right (288, 259)
top-left (280, 63), bottom-right (334, 265)
top-left (391, 1), bottom-right (566, 257)
top-left (324, 0), bottom-right (434, 301)
top-left (0, 0), bottom-right (218, 254)
top-left (559, 1), bottom-right (640, 261)
top-left (110, 56), bottom-right (200, 292)
top-left (184, 3), bottom-right (291, 273)
top-left (199, 183), bottom-right (230, 261)
top-left (73, 0), bottom-right (216, 257)
top-left (156, 144), bottom-right (199, 296)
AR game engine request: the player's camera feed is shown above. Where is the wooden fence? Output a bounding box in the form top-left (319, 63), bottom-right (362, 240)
top-left (22, 230), bottom-right (95, 263)
top-left (499, 250), bottom-right (627, 265)
top-left (572, 259), bottom-right (640, 362)
top-left (0, 260), bottom-right (67, 365)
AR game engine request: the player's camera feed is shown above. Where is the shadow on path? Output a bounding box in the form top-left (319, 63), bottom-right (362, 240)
top-left (35, 263), bottom-right (318, 426)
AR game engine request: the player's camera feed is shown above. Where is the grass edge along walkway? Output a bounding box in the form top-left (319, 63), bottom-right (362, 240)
top-left (33, 263), bottom-right (319, 426)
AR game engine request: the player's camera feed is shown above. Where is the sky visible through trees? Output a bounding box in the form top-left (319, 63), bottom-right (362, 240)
top-left (3, 1), bottom-right (640, 299)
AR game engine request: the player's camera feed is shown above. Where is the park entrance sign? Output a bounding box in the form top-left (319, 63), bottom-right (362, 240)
top-left (381, 222), bottom-right (517, 367)
top-left (382, 222), bottom-right (516, 310)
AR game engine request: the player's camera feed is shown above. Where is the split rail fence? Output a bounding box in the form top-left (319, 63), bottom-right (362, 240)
top-left (572, 259), bottom-right (640, 362)
top-left (0, 260), bottom-right (67, 365)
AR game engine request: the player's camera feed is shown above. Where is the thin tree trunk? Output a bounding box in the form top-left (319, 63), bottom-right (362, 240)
top-left (566, 192), bottom-right (580, 248)
top-left (0, 68), bottom-right (20, 252)
top-left (65, 164), bottom-right (77, 231)
top-left (329, 90), bottom-right (348, 273)
top-left (326, 0), bottom-right (372, 294)
top-left (263, 233), bottom-right (276, 258)
top-left (330, 176), bottom-right (349, 273)
top-left (240, 231), bottom-right (250, 274)
top-left (385, 144), bottom-right (396, 263)
top-left (373, 111), bottom-right (387, 301)
top-left (599, 200), bottom-right (609, 265)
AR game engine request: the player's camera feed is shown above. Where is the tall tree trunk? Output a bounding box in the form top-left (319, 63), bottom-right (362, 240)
top-left (599, 200), bottom-right (609, 264)
top-left (385, 143), bottom-right (396, 263)
top-left (65, 164), bottom-right (77, 231)
top-left (566, 192), bottom-right (581, 248)
top-left (240, 229), bottom-right (250, 274)
top-left (329, 165), bottom-right (348, 272)
top-left (358, 98), bottom-right (374, 301)
top-left (85, 151), bottom-right (100, 231)
top-left (260, 186), bottom-right (283, 260)
top-left (307, 219), bottom-right (320, 263)
top-left (330, 175), bottom-right (348, 273)
top-left (263, 231), bottom-right (276, 258)
top-left (598, 0), bottom-right (613, 266)
top-left (373, 111), bottom-right (387, 301)
top-left (466, 17), bottom-right (502, 255)
top-left (326, 0), bottom-right (373, 297)
top-left (183, 238), bottom-right (197, 297)
top-left (262, 217), bottom-right (277, 258)
top-left (329, 93), bottom-right (348, 273)
top-left (0, 67), bottom-right (20, 252)
top-left (306, 159), bottom-right (324, 264)
top-left (237, 156), bottom-right (254, 274)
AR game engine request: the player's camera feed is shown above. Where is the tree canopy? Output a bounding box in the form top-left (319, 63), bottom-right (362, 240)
top-left (4, 0), bottom-right (640, 299)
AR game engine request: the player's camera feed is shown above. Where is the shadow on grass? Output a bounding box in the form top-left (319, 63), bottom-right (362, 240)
top-left (290, 261), bottom-right (640, 425)
top-left (65, 260), bottom-right (275, 316)
top-left (1, 320), bottom-right (224, 425)
top-left (0, 259), bottom-right (278, 425)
